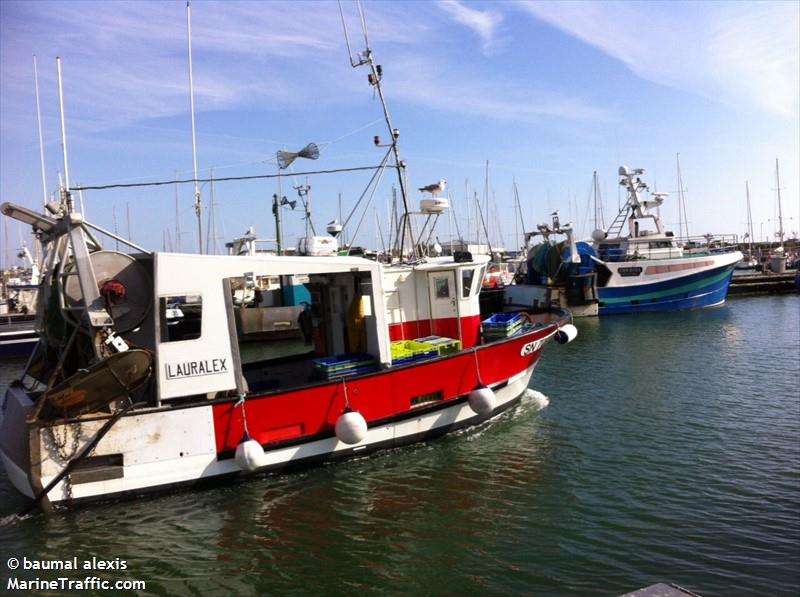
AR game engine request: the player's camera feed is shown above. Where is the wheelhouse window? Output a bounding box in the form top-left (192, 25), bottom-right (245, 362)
top-left (461, 268), bottom-right (475, 298)
top-left (477, 265), bottom-right (487, 287)
top-left (435, 277), bottom-right (450, 299)
top-left (160, 294), bottom-right (202, 342)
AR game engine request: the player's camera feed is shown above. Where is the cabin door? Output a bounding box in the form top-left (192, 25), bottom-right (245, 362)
top-left (325, 285), bottom-right (347, 355)
top-left (427, 271), bottom-right (460, 339)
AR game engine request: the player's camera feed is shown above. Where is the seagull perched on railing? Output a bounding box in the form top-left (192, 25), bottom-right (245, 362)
top-left (419, 179), bottom-right (446, 195)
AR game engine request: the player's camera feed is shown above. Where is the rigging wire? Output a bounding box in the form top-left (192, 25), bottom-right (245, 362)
top-left (69, 165), bottom-right (384, 192)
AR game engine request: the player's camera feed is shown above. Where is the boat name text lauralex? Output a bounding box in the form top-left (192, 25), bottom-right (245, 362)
top-left (165, 358), bottom-right (229, 380)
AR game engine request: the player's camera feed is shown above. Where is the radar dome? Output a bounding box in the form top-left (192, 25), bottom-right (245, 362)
top-left (591, 228), bottom-right (607, 242)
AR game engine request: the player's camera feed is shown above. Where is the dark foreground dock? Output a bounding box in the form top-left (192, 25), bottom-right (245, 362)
top-left (729, 270), bottom-right (798, 295)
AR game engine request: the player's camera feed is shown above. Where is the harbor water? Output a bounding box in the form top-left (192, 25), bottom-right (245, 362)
top-left (1, 294), bottom-right (798, 595)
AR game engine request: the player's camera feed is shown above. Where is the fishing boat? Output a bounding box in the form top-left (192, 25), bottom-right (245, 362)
top-left (0, 17), bottom-right (576, 511)
top-left (0, 199), bottom-right (574, 510)
top-left (0, 314), bottom-right (38, 359)
top-left (506, 166), bottom-right (743, 315)
top-left (0, 246), bottom-right (40, 358)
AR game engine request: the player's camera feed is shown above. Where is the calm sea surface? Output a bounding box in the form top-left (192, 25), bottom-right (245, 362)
top-left (1, 294), bottom-right (798, 596)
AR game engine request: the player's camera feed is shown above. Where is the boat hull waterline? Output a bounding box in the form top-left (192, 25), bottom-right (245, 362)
top-left (598, 257), bottom-right (740, 314)
top-left (0, 322), bottom-right (563, 507)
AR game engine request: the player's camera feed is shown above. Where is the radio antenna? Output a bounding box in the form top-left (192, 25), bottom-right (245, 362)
top-left (187, 1), bottom-right (203, 253)
top-left (338, 0), bottom-right (414, 258)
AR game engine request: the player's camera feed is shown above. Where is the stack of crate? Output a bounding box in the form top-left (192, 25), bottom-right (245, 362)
top-left (312, 353), bottom-right (377, 379)
top-left (481, 313), bottom-right (524, 341)
top-left (415, 335), bottom-right (462, 356)
top-left (390, 340), bottom-right (439, 365)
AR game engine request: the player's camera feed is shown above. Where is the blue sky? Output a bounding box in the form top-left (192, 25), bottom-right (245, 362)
top-left (1, 0), bottom-right (798, 264)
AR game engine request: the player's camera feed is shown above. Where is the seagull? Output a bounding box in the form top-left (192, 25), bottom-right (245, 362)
top-left (419, 179), bottom-right (446, 195)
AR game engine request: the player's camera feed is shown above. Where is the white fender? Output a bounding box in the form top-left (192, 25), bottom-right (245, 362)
top-left (468, 385), bottom-right (496, 416)
top-left (235, 437), bottom-right (266, 472)
top-left (555, 323), bottom-right (578, 344)
top-left (335, 410), bottom-right (368, 445)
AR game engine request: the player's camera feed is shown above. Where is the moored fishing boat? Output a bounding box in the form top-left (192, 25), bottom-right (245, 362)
top-left (506, 166), bottom-right (743, 315)
top-left (0, 249), bottom-right (40, 358)
top-left (0, 13), bottom-right (576, 511)
top-left (0, 201), bottom-right (574, 510)
top-left (0, 315), bottom-right (38, 359)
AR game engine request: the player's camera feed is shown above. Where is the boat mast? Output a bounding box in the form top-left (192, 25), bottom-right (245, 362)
top-left (56, 57), bottom-right (73, 212)
top-left (175, 171), bottom-right (182, 252)
top-left (187, 1), bottom-right (203, 254)
top-left (207, 168), bottom-right (218, 254)
top-left (113, 206), bottom-right (119, 251)
top-left (775, 158), bottom-right (785, 252)
top-left (484, 160), bottom-right (490, 249)
top-left (34, 56), bottom-right (48, 212)
top-left (592, 170), bottom-right (605, 231)
top-left (338, 192), bottom-right (346, 246)
top-left (676, 153), bottom-right (689, 242)
top-left (339, 0), bottom-right (414, 258)
top-left (745, 181), bottom-right (754, 258)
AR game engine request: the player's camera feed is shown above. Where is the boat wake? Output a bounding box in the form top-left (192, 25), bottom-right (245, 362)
top-left (521, 388), bottom-right (549, 410)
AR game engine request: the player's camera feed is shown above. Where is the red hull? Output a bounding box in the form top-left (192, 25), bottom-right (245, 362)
top-left (212, 324), bottom-right (553, 454)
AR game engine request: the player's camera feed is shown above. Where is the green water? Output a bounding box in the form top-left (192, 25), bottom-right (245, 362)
top-left (1, 294), bottom-right (798, 596)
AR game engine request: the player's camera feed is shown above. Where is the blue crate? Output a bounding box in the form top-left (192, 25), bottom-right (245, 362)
top-left (313, 352), bottom-right (376, 375)
top-left (482, 312), bottom-right (523, 329)
top-left (316, 363), bottom-right (377, 380)
top-left (482, 313), bottom-right (524, 341)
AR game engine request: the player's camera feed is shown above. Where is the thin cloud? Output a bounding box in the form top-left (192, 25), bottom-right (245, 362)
top-left (437, 0), bottom-right (503, 54)
top-left (0, 1), bottom-right (359, 135)
top-left (518, 0), bottom-right (799, 117)
top-left (388, 54), bottom-right (610, 124)
top-left (1, 0), bottom-right (608, 140)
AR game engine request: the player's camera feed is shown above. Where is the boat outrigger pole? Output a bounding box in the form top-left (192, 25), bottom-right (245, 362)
top-left (339, 0), bottom-right (415, 259)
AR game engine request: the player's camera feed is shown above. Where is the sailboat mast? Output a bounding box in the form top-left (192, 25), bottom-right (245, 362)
top-left (775, 159), bottom-right (785, 251)
top-left (513, 180), bottom-right (518, 252)
top-left (592, 170), bottom-right (605, 231)
top-left (513, 179), bottom-right (526, 251)
top-left (745, 181), bottom-right (753, 256)
top-left (676, 154), bottom-right (683, 240)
